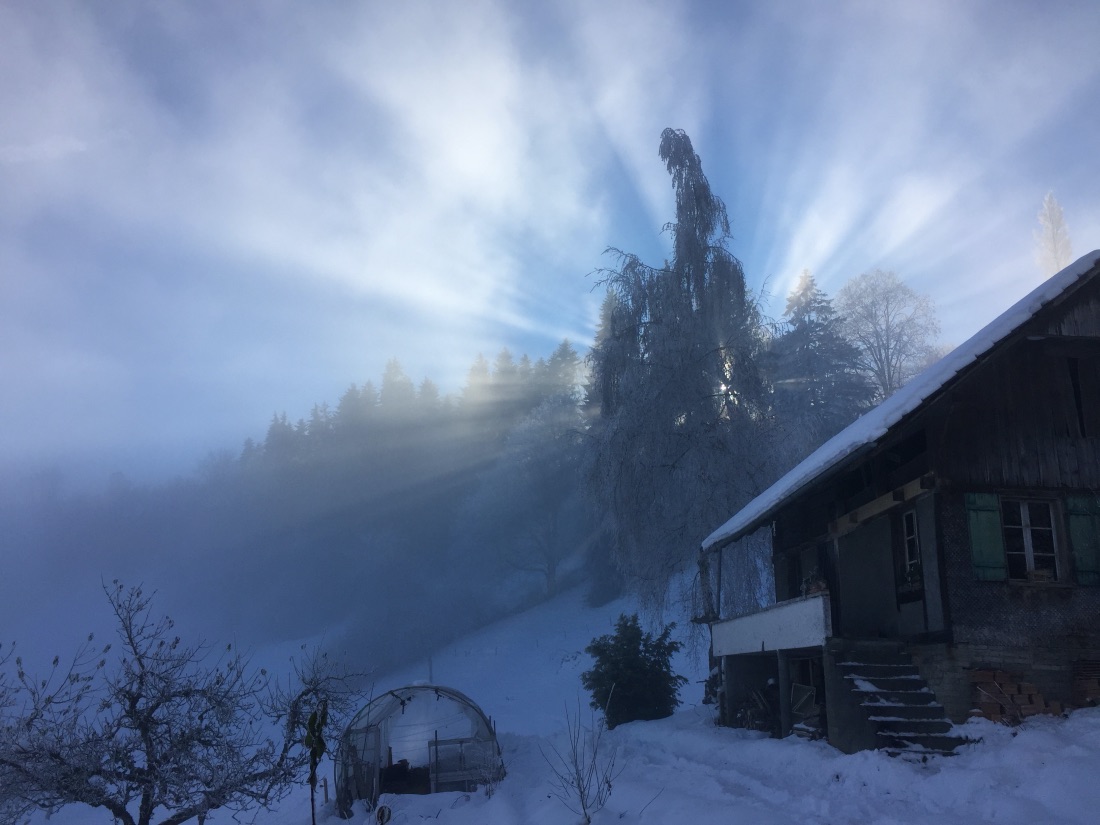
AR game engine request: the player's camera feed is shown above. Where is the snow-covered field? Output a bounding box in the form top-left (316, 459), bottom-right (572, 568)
top-left (38, 586), bottom-right (1100, 825)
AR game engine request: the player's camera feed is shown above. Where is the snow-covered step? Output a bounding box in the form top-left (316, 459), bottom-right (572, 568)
top-left (833, 642), bottom-right (971, 757)
top-left (883, 744), bottom-right (963, 761)
top-left (871, 717), bottom-right (954, 735)
top-left (841, 662), bottom-right (921, 679)
top-left (878, 730), bottom-right (970, 754)
top-left (848, 684), bottom-right (940, 705)
top-left (861, 700), bottom-right (946, 719)
top-left (844, 672), bottom-right (928, 687)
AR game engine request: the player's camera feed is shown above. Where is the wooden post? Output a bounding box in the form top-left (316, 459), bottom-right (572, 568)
top-left (718, 654), bottom-right (729, 726)
top-left (431, 731), bottom-right (439, 794)
top-left (716, 545), bottom-right (723, 617)
top-left (777, 650), bottom-right (792, 738)
top-left (322, 777), bottom-right (329, 804)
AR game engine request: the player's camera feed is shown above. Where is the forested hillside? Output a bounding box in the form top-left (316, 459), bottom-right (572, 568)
top-left (2, 131), bottom-right (939, 671)
top-left (3, 342), bottom-right (599, 669)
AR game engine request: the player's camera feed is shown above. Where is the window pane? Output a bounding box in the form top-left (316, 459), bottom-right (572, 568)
top-left (906, 536), bottom-right (920, 566)
top-left (1029, 502), bottom-right (1053, 528)
top-left (1031, 529), bottom-right (1055, 556)
top-left (904, 511), bottom-right (917, 540)
top-left (1007, 552), bottom-right (1028, 579)
top-left (1002, 501), bottom-right (1022, 526)
top-left (1003, 528), bottom-right (1026, 556)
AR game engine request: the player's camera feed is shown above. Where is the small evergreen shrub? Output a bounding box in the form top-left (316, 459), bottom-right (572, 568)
top-left (581, 613), bottom-right (687, 729)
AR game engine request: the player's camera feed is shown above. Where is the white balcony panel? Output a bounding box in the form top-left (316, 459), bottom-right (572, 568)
top-left (711, 592), bottom-right (831, 657)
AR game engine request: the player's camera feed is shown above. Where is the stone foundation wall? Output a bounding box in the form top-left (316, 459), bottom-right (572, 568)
top-left (909, 641), bottom-right (1100, 723)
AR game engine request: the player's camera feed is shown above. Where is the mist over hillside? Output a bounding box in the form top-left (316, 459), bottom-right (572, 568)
top-left (0, 343), bottom-right (609, 675)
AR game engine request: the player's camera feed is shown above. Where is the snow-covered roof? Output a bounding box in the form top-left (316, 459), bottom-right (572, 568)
top-left (702, 250), bottom-right (1100, 551)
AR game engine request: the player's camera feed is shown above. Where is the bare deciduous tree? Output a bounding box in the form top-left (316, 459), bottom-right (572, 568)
top-left (0, 644), bottom-right (30, 825)
top-left (1035, 191), bottom-right (1073, 277)
top-left (835, 270), bottom-right (940, 400)
top-left (0, 583), bottom-right (362, 825)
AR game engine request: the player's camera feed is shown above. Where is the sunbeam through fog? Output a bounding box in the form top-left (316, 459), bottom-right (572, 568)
top-left (2, 0), bottom-right (1100, 670)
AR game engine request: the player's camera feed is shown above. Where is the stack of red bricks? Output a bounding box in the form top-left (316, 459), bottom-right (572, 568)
top-left (968, 669), bottom-right (1063, 723)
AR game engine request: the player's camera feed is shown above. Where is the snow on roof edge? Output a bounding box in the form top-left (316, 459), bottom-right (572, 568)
top-left (702, 250), bottom-right (1100, 551)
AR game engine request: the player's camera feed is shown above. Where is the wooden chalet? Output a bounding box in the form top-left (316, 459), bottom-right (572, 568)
top-left (703, 251), bottom-right (1100, 756)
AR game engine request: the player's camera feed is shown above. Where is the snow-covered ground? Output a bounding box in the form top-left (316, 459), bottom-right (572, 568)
top-left (37, 586), bottom-right (1100, 825)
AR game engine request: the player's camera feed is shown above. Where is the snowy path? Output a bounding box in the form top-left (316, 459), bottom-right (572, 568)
top-left (360, 704), bottom-right (1100, 825)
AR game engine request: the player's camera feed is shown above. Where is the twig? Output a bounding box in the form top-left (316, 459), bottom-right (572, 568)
top-left (639, 787), bottom-right (664, 816)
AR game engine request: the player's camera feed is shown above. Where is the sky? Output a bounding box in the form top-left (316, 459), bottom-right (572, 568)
top-left (3, 0), bottom-right (1100, 488)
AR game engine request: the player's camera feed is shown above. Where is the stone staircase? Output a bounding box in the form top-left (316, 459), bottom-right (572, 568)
top-left (834, 641), bottom-right (970, 759)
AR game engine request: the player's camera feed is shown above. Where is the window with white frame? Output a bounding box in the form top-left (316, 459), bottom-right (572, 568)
top-left (902, 510), bottom-right (920, 572)
top-left (1001, 499), bottom-right (1058, 581)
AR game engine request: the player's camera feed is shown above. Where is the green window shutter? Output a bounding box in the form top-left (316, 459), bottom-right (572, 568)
top-left (1067, 495), bottom-right (1100, 586)
top-left (966, 492), bottom-right (1007, 581)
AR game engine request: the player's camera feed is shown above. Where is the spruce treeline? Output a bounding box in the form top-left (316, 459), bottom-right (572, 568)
top-left (214, 340), bottom-right (596, 661)
top-left (5, 342), bottom-right (596, 672)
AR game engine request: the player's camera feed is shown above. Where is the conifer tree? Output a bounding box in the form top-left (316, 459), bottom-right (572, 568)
top-left (417, 377), bottom-right (441, 412)
top-left (584, 291), bottom-right (618, 417)
top-left (581, 613), bottom-right (686, 729)
top-left (263, 412), bottom-right (300, 464)
top-left (335, 384), bottom-right (363, 427)
top-left (768, 270), bottom-right (873, 450)
top-left (379, 358), bottom-right (416, 413)
top-left (542, 339), bottom-right (583, 402)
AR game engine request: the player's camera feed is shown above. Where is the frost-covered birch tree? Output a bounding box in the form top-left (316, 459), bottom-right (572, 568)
top-left (586, 129), bottom-right (773, 603)
top-left (1035, 191), bottom-right (1073, 277)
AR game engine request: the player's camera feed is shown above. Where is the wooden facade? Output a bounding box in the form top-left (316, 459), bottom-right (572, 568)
top-left (708, 254), bottom-right (1100, 747)
top-left (771, 270), bottom-right (1100, 615)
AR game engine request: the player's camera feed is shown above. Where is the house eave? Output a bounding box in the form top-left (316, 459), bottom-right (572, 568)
top-left (706, 441), bottom-right (880, 550)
